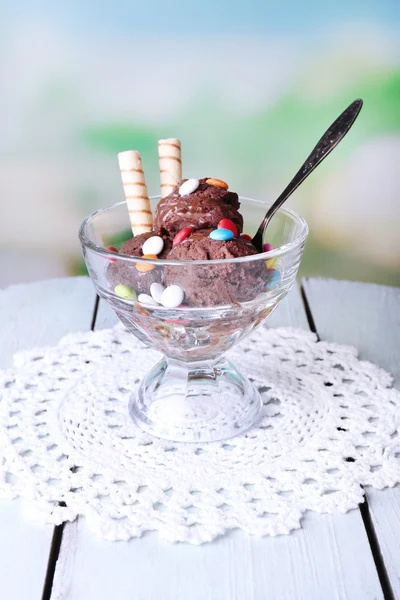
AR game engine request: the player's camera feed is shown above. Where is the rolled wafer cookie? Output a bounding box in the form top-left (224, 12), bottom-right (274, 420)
top-left (158, 138), bottom-right (182, 197)
top-left (118, 150), bottom-right (153, 235)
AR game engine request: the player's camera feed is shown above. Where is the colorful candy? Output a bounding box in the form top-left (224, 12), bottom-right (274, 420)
top-left (266, 269), bottom-right (281, 290)
top-left (107, 246), bottom-right (118, 263)
top-left (209, 228), bottom-right (234, 241)
top-left (240, 234), bottom-right (252, 242)
top-left (114, 284), bottom-right (136, 301)
top-left (173, 227), bottom-right (192, 246)
top-left (153, 323), bottom-right (172, 338)
top-left (266, 258), bottom-right (279, 269)
top-left (150, 282), bottom-right (165, 304)
top-left (160, 285), bottom-right (185, 308)
top-left (136, 254), bottom-right (158, 272)
top-left (179, 178), bottom-right (199, 196)
top-left (218, 219), bottom-right (237, 238)
top-left (138, 293), bottom-right (159, 306)
top-left (135, 304), bottom-right (150, 317)
top-left (263, 243), bottom-right (278, 268)
top-left (205, 178), bottom-right (229, 189)
top-left (142, 235), bottom-right (164, 256)
top-left (165, 317), bottom-right (191, 325)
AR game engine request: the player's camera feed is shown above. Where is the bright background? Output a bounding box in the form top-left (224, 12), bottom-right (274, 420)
top-left (1, 1), bottom-right (400, 287)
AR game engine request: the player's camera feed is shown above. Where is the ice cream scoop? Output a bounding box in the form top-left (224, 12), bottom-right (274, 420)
top-left (153, 177), bottom-right (243, 236)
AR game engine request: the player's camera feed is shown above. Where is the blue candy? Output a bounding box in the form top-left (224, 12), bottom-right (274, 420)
top-left (209, 228), bottom-right (235, 241)
top-left (266, 270), bottom-right (281, 290)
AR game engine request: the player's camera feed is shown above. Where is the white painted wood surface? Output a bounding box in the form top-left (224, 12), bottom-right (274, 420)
top-left (51, 284), bottom-right (384, 600)
top-left (52, 512), bottom-right (383, 600)
top-left (0, 278), bottom-right (96, 600)
top-left (303, 277), bottom-right (400, 600)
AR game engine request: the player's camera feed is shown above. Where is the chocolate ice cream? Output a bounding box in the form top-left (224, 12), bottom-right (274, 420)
top-left (120, 232), bottom-right (172, 259)
top-left (107, 258), bottom-right (161, 296)
top-left (109, 177), bottom-right (269, 306)
top-left (166, 229), bottom-right (255, 261)
top-left (153, 178), bottom-right (243, 236)
top-left (165, 229), bottom-right (267, 306)
top-left (107, 232), bottom-right (173, 295)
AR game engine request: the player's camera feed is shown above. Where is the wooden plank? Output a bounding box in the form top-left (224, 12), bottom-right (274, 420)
top-left (303, 277), bottom-right (400, 599)
top-left (52, 512), bottom-right (384, 600)
top-left (0, 277), bottom-right (96, 367)
top-left (0, 277), bottom-right (96, 600)
top-left (267, 287), bottom-right (309, 330)
top-left (52, 284), bottom-right (384, 600)
top-left (94, 294), bottom-right (118, 330)
top-left (302, 278), bottom-right (400, 387)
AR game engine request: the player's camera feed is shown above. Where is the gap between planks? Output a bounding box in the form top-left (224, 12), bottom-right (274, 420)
top-left (42, 295), bottom-right (101, 600)
top-left (301, 278), bottom-right (397, 600)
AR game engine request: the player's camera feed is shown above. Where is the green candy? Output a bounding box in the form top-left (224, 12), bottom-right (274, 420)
top-left (114, 284), bottom-right (136, 301)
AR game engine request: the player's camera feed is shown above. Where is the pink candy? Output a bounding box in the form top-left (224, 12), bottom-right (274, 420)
top-left (263, 243), bottom-right (274, 252)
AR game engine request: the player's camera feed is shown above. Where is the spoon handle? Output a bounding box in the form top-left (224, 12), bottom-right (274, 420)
top-left (252, 98), bottom-right (363, 251)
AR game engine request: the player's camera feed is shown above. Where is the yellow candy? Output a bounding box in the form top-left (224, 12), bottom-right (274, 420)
top-left (266, 258), bottom-right (279, 270)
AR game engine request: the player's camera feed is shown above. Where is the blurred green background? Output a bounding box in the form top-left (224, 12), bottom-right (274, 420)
top-left (1, 1), bottom-right (399, 287)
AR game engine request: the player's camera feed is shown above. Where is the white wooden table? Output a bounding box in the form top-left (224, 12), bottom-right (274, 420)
top-left (0, 277), bottom-right (399, 600)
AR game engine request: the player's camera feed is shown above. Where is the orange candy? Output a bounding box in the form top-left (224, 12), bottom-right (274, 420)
top-left (205, 178), bottom-right (229, 189)
top-left (136, 254), bottom-right (158, 272)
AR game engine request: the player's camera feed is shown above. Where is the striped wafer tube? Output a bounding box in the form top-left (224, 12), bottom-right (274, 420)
top-left (118, 150), bottom-right (153, 236)
top-left (158, 138), bottom-right (182, 197)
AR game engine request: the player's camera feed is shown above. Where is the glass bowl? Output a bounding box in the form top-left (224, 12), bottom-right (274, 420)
top-left (79, 197), bottom-right (308, 442)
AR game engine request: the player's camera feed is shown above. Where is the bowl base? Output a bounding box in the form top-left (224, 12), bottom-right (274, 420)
top-left (129, 357), bottom-right (262, 442)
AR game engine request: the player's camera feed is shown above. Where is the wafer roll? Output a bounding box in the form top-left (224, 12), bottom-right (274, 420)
top-left (158, 138), bottom-right (182, 197)
top-left (118, 150), bottom-right (153, 235)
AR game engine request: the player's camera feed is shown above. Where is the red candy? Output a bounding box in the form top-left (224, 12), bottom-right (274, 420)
top-left (218, 219), bottom-right (237, 238)
top-left (107, 246), bottom-right (118, 262)
top-left (240, 234), bottom-right (252, 242)
top-left (173, 227), bottom-right (192, 246)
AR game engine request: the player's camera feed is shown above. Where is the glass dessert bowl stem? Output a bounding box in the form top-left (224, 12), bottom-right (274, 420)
top-left (129, 355), bottom-right (262, 442)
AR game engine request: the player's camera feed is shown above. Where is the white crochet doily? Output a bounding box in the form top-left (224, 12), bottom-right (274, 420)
top-left (0, 326), bottom-right (399, 544)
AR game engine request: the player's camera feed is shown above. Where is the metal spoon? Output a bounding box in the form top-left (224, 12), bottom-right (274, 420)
top-left (252, 98), bottom-right (363, 252)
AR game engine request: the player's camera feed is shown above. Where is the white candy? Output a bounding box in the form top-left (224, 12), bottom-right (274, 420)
top-left (141, 235), bottom-right (164, 256)
top-left (138, 293), bottom-right (159, 306)
top-left (150, 282), bottom-right (165, 304)
top-left (160, 285), bottom-right (185, 308)
top-left (179, 178), bottom-right (199, 196)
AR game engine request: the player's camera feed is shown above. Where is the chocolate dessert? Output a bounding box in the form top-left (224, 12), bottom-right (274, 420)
top-left (153, 178), bottom-right (243, 236)
top-left (108, 176), bottom-right (269, 306)
top-left (120, 232), bottom-right (172, 259)
top-left (165, 228), bottom-right (266, 306)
